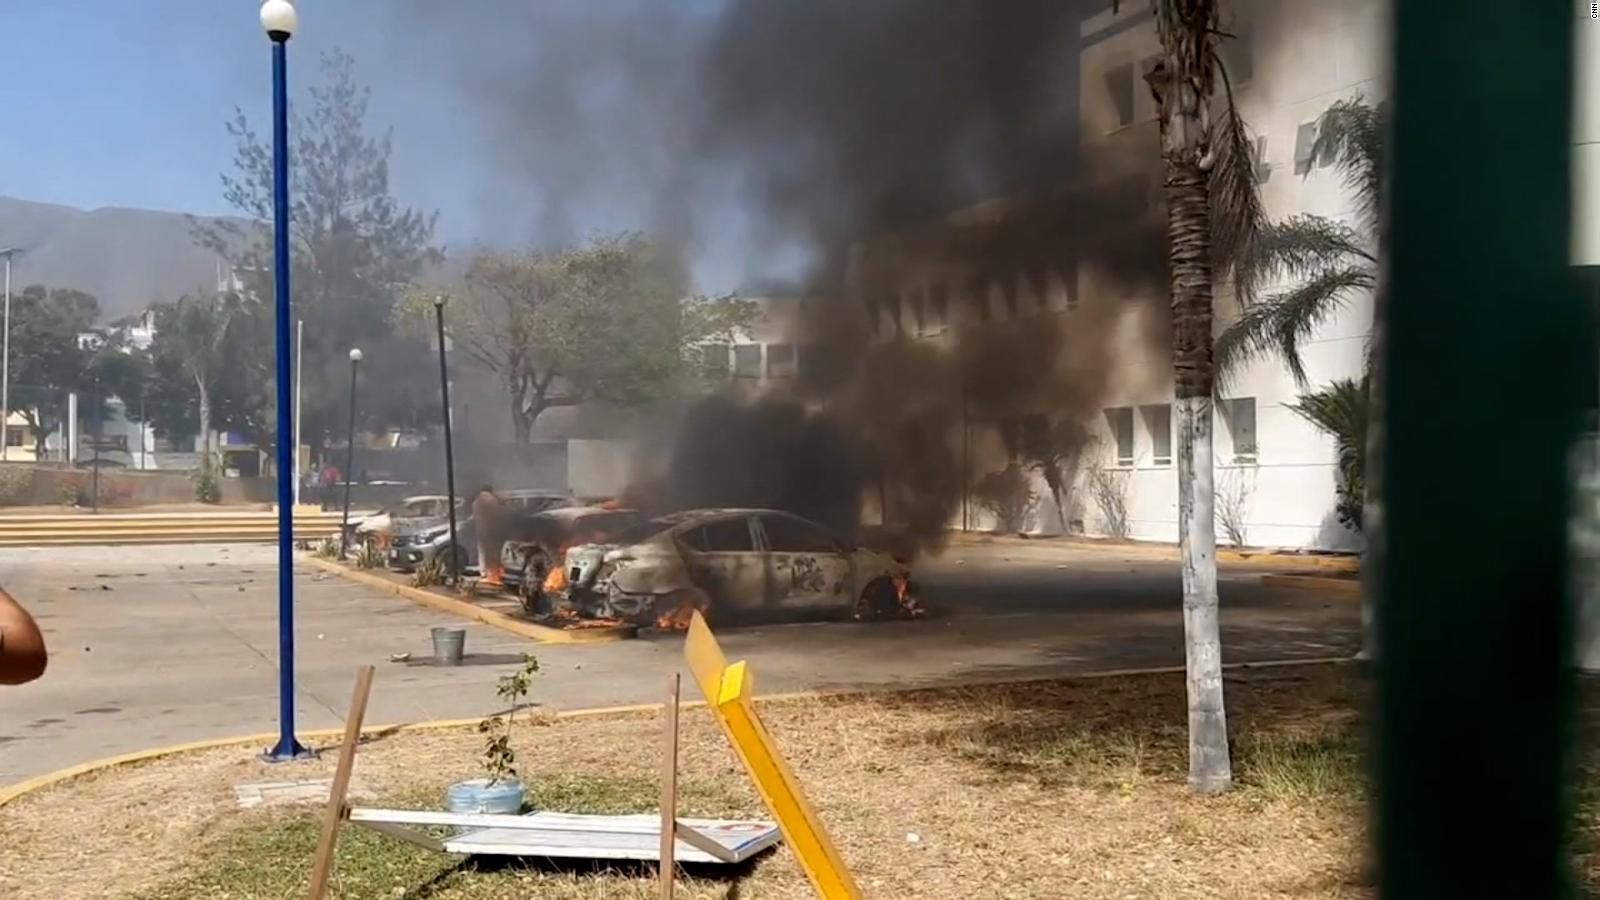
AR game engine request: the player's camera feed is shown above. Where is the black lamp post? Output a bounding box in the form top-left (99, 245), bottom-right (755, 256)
top-left (339, 347), bottom-right (362, 558)
top-left (433, 296), bottom-right (460, 584)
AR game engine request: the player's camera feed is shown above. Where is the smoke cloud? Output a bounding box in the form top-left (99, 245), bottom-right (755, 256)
top-left (397, 0), bottom-right (1169, 551)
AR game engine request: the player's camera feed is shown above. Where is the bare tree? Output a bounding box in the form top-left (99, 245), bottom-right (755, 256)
top-left (1086, 462), bottom-right (1132, 540)
top-left (1214, 467), bottom-right (1253, 547)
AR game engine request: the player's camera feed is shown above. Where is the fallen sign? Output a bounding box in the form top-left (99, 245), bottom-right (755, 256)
top-left (346, 808), bottom-right (780, 864)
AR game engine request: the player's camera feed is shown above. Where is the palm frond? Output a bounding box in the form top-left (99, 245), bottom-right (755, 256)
top-left (1247, 214), bottom-right (1374, 283)
top-left (1311, 98), bottom-right (1383, 225)
top-left (1207, 47), bottom-right (1266, 302)
top-left (1286, 376), bottom-right (1369, 476)
top-left (1215, 265), bottom-right (1374, 387)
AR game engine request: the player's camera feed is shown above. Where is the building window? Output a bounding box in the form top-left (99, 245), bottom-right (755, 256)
top-left (927, 284), bottom-right (949, 334)
top-left (732, 344), bottom-right (762, 379)
top-left (1294, 121), bottom-right (1320, 175)
top-left (1141, 404), bottom-right (1172, 466)
top-left (767, 343), bottom-right (796, 378)
top-left (1105, 63), bottom-right (1135, 129)
top-left (1220, 397), bottom-right (1258, 463)
top-left (1105, 407), bottom-right (1135, 467)
top-left (1252, 135), bottom-right (1271, 183)
top-left (5, 425), bottom-right (24, 448)
top-left (702, 343), bottom-right (729, 378)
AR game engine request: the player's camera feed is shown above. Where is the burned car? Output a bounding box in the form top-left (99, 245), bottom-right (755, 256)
top-left (387, 490), bottom-right (574, 574)
top-left (553, 508), bottom-right (919, 627)
top-left (501, 506), bottom-right (642, 614)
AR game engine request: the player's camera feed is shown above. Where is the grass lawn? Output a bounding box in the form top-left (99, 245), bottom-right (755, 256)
top-left (2, 663), bottom-right (1595, 899)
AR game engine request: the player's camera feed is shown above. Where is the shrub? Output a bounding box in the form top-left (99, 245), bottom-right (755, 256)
top-left (1086, 463), bottom-right (1132, 539)
top-left (193, 471), bottom-right (222, 505)
top-left (0, 465), bottom-right (33, 506)
top-left (972, 464), bottom-right (1040, 534)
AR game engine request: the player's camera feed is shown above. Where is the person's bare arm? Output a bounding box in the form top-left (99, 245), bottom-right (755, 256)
top-left (0, 587), bottom-right (47, 685)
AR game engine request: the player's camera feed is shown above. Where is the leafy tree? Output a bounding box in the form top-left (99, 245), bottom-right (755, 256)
top-left (146, 293), bottom-right (276, 469)
top-left (1127, 0), bottom-right (1265, 794)
top-left (148, 293), bottom-right (240, 470)
top-left (194, 49), bottom-right (440, 458)
top-left (6, 286), bottom-right (99, 457)
top-left (402, 234), bottom-right (756, 443)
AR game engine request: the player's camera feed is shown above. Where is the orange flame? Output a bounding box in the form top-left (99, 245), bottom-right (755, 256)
top-left (892, 574), bottom-right (924, 617)
top-left (543, 564), bottom-right (568, 594)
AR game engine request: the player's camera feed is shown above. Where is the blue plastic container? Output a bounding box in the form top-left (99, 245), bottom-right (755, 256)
top-left (445, 778), bottom-right (527, 815)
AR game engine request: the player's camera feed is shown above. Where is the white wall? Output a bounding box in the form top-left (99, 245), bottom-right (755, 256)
top-left (1072, 0), bottom-right (1385, 550)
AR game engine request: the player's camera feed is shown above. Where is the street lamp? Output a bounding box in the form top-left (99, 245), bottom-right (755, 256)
top-left (0, 247), bottom-right (25, 462)
top-left (261, 0), bottom-right (308, 763)
top-left (339, 348), bottom-right (362, 558)
top-left (433, 297), bottom-right (461, 585)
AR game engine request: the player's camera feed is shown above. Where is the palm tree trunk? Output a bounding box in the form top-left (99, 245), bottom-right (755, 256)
top-left (1168, 159), bottom-right (1232, 793)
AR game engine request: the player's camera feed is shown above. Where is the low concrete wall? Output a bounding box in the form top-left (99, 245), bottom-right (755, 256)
top-left (0, 463), bottom-right (275, 508)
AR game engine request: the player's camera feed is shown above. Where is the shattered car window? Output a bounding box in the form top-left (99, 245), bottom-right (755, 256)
top-left (612, 518), bottom-right (677, 546)
top-left (682, 518), bottom-right (755, 552)
top-left (761, 514), bottom-right (840, 554)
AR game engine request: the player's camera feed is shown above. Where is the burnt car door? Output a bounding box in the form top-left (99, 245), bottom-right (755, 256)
top-left (756, 513), bottom-right (854, 612)
top-left (676, 515), bottom-right (766, 613)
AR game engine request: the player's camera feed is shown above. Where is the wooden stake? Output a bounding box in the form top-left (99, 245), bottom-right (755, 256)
top-left (307, 665), bottom-right (376, 900)
top-left (659, 671), bottom-right (681, 900)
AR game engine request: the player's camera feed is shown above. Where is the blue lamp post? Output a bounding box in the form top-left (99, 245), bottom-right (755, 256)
top-left (261, 0), bottom-right (309, 762)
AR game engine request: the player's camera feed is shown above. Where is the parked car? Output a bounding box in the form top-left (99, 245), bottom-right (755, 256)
top-left (386, 490), bottom-right (574, 574)
top-left (343, 495), bottom-right (454, 547)
top-left (557, 508), bottom-right (918, 626)
top-left (501, 506), bottom-right (642, 615)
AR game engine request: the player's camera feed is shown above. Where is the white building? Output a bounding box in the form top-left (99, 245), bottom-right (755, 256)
top-left (1074, 0), bottom-right (1383, 550)
top-left (849, 0), bottom-right (1383, 550)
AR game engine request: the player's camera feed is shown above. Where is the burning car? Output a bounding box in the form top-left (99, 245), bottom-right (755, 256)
top-left (553, 508), bottom-right (919, 627)
top-left (501, 506), bottom-right (642, 615)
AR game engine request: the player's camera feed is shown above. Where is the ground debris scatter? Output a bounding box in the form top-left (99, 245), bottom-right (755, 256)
top-left (1, 666), bottom-right (1597, 899)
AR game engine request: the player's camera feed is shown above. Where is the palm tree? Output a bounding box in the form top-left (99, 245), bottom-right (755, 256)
top-left (1135, 0), bottom-right (1266, 794)
top-left (1285, 377), bottom-right (1368, 530)
top-left (1216, 99), bottom-right (1382, 384)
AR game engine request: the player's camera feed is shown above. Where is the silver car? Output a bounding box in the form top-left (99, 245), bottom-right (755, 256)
top-left (560, 508), bottom-right (918, 626)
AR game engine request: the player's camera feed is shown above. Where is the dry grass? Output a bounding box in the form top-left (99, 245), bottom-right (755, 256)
top-left (0, 664), bottom-right (1585, 899)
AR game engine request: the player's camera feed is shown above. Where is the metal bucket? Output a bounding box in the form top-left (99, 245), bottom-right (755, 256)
top-left (431, 627), bottom-right (466, 666)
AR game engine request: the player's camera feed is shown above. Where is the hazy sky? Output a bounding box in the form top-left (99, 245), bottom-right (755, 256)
top-left (0, 2), bottom-right (574, 270)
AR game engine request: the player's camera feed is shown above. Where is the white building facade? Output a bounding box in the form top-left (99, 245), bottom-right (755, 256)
top-left (1071, 0), bottom-right (1384, 550)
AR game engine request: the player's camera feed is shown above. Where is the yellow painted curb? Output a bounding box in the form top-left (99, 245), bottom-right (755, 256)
top-left (0, 656), bottom-right (1356, 810)
top-left (1261, 572), bottom-right (1363, 594)
top-left (303, 556), bottom-right (635, 645)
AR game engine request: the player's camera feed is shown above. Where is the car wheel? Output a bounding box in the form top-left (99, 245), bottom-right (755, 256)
top-left (655, 588), bottom-right (710, 630)
top-left (855, 577), bottom-right (902, 621)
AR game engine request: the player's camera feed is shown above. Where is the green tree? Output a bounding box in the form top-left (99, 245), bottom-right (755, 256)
top-left (1131, 0), bottom-right (1265, 793)
top-left (194, 49), bottom-right (440, 457)
top-left (1216, 99), bottom-right (1382, 384)
top-left (149, 293), bottom-right (236, 471)
top-left (6, 285), bottom-right (99, 457)
top-left (1286, 377), bottom-right (1368, 532)
top-left (402, 234), bottom-right (756, 443)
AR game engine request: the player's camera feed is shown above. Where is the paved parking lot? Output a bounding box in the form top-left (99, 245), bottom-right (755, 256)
top-left (0, 541), bottom-right (1358, 784)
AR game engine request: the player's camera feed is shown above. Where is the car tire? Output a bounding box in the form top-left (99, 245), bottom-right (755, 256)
top-left (855, 577), bottom-right (902, 621)
top-left (655, 588), bottom-right (710, 630)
